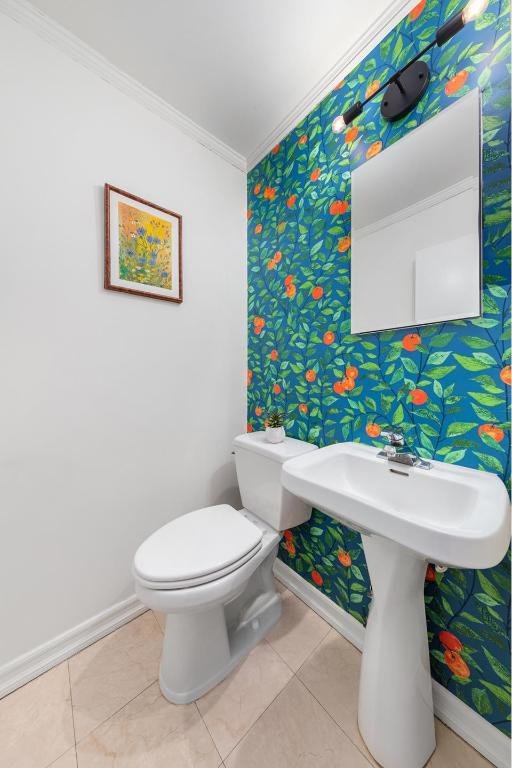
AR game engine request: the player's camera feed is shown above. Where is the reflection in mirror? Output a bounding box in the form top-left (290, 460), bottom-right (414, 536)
top-left (351, 88), bottom-right (481, 334)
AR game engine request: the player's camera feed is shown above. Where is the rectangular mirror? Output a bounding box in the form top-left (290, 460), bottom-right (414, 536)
top-left (350, 88), bottom-right (481, 335)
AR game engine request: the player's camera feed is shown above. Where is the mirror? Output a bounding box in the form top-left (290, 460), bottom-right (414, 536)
top-left (350, 88), bottom-right (481, 335)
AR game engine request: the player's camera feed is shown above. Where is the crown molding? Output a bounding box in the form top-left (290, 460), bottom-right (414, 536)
top-left (1, 0), bottom-right (422, 173)
top-left (0, 0), bottom-right (247, 172)
top-left (247, 0), bottom-right (418, 170)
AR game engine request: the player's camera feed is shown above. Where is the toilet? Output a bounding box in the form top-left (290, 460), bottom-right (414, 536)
top-left (133, 431), bottom-right (317, 704)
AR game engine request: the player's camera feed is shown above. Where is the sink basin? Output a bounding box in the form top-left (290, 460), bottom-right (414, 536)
top-left (281, 441), bottom-right (510, 569)
top-left (281, 442), bottom-right (510, 768)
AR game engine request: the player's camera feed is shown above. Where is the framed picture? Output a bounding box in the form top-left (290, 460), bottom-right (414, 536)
top-left (104, 184), bottom-right (182, 303)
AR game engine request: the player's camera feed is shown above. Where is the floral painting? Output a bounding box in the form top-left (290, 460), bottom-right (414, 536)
top-left (247, 0), bottom-right (510, 736)
top-left (105, 185), bottom-right (182, 303)
top-left (118, 202), bottom-right (172, 290)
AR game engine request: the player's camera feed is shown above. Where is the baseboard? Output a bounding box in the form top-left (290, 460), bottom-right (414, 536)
top-left (273, 560), bottom-right (511, 768)
top-left (274, 558), bottom-right (366, 649)
top-left (0, 595), bottom-right (146, 699)
top-left (2, 564), bottom-right (509, 767)
top-left (431, 683), bottom-right (511, 768)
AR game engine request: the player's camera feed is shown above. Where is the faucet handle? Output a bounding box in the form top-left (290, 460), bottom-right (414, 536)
top-left (381, 429), bottom-right (405, 447)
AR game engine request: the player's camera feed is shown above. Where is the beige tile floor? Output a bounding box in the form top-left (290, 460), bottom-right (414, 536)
top-left (0, 580), bottom-right (494, 768)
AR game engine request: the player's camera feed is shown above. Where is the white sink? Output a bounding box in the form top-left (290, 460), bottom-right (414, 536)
top-left (281, 442), bottom-right (510, 768)
top-left (281, 441), bottom-right (510, 569)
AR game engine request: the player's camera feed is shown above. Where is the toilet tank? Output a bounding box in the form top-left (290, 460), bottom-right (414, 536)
top-left (233, 432), bottom-right (318, 531)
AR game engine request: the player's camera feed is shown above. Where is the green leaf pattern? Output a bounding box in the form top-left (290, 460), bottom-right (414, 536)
top-left (247, 0), bottom-right (511, 735)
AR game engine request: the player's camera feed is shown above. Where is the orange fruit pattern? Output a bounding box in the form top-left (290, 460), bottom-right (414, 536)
top-left (247, 2), bottom-right (511, 735)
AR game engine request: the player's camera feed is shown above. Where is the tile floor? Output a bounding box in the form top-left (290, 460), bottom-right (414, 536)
top-left (0, 580), bottom-right (494, 768)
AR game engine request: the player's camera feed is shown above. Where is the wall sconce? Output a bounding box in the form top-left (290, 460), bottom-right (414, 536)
top-left (332, 0), bottom-right (489, 131)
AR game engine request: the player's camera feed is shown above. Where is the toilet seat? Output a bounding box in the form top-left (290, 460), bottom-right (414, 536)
top-left (133, 504), bottom-right (263, 590)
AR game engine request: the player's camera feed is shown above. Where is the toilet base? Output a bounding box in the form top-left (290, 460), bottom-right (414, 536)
top-left (159, 590), bottom-right (281, 704)
top-left (158, 545), bottom-right (281, 704)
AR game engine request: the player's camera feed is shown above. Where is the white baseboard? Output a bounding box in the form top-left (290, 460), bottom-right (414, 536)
top-left (274, 558), bottom-right (366, 648)
top-left (2, 563), bottom-right (509, 768)
top-left (273, 560), bottom-right (511, 768)
top-left (0, 595), bottom-right (146, 699)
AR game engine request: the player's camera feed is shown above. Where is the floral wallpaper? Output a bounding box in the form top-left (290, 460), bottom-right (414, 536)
top-left (247, 0), bottom-right (511, 736)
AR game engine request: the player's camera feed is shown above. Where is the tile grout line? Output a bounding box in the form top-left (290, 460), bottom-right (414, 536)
top-left (149, 610), bottom-right (164, 635)
top-left (261, 637), bottom-right (296, 676)
top-left (60, 586), bottom-right (360, 766)
top-left (42, 665), bottom-right (79, 768)
top-left (40, 663), bottom-right (78, 768)
top-left (210, 667), bottom-right (374, 767)
top-left (67, 660), bottom-right (79, 767)
top-left (274, 589), bottom-right (375, 764)
top-left (43, 745), bottom-right (78, 768)
top-left (68, 611), bottom-right (162, 755)
top-left (298, 675), bottom-right (375, 767)
top-left (0, 609), bottom-right (153, 707)
top-left (42, 746), bottom-right (76, 768)
top-left (73, 677), bottom-right (158, 750)
top-left (219, 672), bottom-right (299, 764)
top-left (271, 579), bottom-right (373, 759)
top-left (271, 586), bottom-right (382, 766)
top-left (275, 576), bottom-right (332, 626)
top-left (213, 587), bottom-right (333, 763)
top-left (54, 582), bottom-right (328, 765)
top-left (266, 624), bottom-right (330, 677)
top-left (193, 700), bottom-right (223, 767)
top-left (266, 586), bottom-right (332, 675)
top-left (152, 611), bottom-right (222, 762)
top-left (70, 609), bottom-right (156, 669)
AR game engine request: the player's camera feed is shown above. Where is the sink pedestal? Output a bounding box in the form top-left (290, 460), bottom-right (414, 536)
top-left (281, 440), bottom-right (510, 767)
top-left (358, 533), bottom-right (436, 768)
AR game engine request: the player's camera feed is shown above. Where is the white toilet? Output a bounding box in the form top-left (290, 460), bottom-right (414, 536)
top-left (133, 431), bottom-right (317, 704)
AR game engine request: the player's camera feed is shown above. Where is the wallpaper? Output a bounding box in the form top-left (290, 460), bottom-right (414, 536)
top-left (246, 0), bottom-right (511, 736)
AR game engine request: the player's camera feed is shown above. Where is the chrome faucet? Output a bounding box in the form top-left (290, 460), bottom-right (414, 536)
top-left (379, 429), bottom-right (405, 457)
top-left (377, 429), bottom-right (431, 470)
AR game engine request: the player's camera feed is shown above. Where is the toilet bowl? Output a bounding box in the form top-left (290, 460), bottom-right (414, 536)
top-left (133, 432), bottom-right (317, 704)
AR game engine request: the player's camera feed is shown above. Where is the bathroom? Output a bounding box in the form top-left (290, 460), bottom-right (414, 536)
top-left (0, 0), bottom-right (510, 766)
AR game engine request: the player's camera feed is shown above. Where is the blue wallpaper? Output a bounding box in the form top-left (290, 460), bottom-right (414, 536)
top-left (247, 0), bottom-right (511, 735)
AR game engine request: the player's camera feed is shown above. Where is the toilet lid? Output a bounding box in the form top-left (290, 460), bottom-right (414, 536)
top-left (133, 505), bottom-right (263, 586)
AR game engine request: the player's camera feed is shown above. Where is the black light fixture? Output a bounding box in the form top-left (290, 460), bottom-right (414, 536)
top-left (332, 0), bottom-right (489, 132)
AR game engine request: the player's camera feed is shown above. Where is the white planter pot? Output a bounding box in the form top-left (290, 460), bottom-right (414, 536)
top-left (265, 426), bottom-right (285, 444)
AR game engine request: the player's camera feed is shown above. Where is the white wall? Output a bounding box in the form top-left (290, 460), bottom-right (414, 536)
top-left (0, 15), bottom-right (246, 668)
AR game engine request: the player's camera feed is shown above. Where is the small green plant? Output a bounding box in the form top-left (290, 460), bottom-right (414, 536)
top-left (265, 409), bottom-right (285, 428)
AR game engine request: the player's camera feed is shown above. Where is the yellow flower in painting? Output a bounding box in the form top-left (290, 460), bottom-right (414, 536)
top-left (118, 202), bottom-right (172, 290)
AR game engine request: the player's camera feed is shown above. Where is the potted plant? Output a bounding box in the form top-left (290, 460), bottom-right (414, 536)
top-left (265, 409), bottom-right (286, 443)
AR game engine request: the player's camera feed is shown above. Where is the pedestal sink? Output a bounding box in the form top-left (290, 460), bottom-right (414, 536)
top-left (281, 442), bottom-right (510, 768)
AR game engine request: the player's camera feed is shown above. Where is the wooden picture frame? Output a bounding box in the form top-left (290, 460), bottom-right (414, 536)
top-left (104, 184), bottom-right (183, 303)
